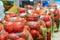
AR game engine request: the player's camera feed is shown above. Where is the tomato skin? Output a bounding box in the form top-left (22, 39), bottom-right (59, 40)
top-left (0, 34), bottom-right (7, 40)
top-left (4, 20), bottom-right (24, 33)
top-left (8, 12), bottom-right (16, 17)
top-left (4, 21), bottom-right (14, 33)
top-left (35, 10), bottom-right (41, 14)
top-left (39, 35), bottom-right (44, 40)
top-left (32, 13), bottom-right (39, 17)
top-left (19, 8), bottom-right (26, 13)
top-left (26, 17), bottom-right (38, 21)
top-left (36, 3), bottom-right (41, 7)
top-left (3, 31), bottom-right (9, 38)
top-left (48, 15), bottom-right (52, 19)
top-left (41, 15), bottom-right (50, 22)
top-left (59, 12), bottom-right (60, 18)
top-left (54, 16), bottom-right (59, 21)
top-left (0, 25), bottom-right (3, 31)
top-left (33, 23), bottom-right (40, 30)
top-left (4, 15), bottom-right (10, 21)
top-left (53, 9), bottom-right (59, 21)
top-left (26, 5), bottom-right (33, 9)
top-left (59, 13), bottom-right (60, 18)
top-left (40, 12), bottom-right (46, 15)
top-left (45, 21), bottom-right (52, 28)
top-left (13, 22), bottom-right (24, 33)
top-left (30, 30), bottom-right (39, 38)
top-left (4, 12), bottom-right (16, 21)
top-left (15, 37), bottom-right (25, 40)
top-left (54, 9), bottom-right (59, 14)
top-left (24, 25), bottom-right (30, 31)
top-left (4, 26), bottom-right (13, 33)
top-left (8, 33), bottom-right (18, 40)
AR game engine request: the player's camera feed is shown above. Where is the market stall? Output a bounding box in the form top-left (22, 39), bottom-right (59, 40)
top-left (0, 0), bottom-right (60, 40)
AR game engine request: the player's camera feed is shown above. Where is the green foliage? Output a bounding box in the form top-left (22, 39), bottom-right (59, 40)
top-left (34, 37), bottom-right (39, 40)
top-left (2, 1), bottom-right (13, 5)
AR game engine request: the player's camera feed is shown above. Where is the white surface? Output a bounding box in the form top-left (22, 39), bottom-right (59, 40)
top-left (51, 30), bottom-right (60, 40)
top-left (0, 1), bottom-right (5, 20)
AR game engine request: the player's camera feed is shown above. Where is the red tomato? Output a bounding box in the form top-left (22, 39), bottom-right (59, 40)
top-left (0, 31), bottom-right (8, 40)
top-left (19, 8), bottom-right (26, 13)
top-left (8, 33), bottom-right (18, 40)
top-left (0, 25), bottom-right (3, 31)
top-left (4, 12), bottom-right (16, 21)
top-left (40, 25), bottom-right (44, 29)
top-left (42, 16), bottom-right (50, 22)
top-left (4, 21), bottom-right (13, 33)
top-left (53, 9), bottom-right (59, 21)
top-left (36, 3), bottom-right (41, 7)
top-left (0, 34), bottom-right (7, 40)
top-left (15, 37), bottom-right (25, 40)
top-left (32, 13), bottom-right (39, 17)
top-left (4, 21), bottom-right (13, 27)
top-left (40, 12), bottom-right (46, 15)
top-left (48, 12), bottom-right (51, 15)
top-left (54, 9), bottom-right (59, 15)
top-left (8, 12), bottom-right (16, 17)
top-left (30, 30), bottom-right (39, 37)
top-left (13, 22), bottom-right (24, 33)
top-left (54, 16), bottom-right (59, 21)
top-left (15, 17), bottom-right (26, 22)
top-left (18, 13), bottom-right (26, 17)
top-left (33, 23), bottom-right (40, 30)
top-left (4, 26), bottom-right (13, 33)
top-left (59, 13), bottom-right (60, 18)
top-left (14, 17), bottom-right (22, 22)
top-left (45, 21), bottom-right (52, 28)
top-left (3, 31), bottom-right (9, 37)
top-left (39, 35), bottom-right (44, 40)
top-left (48, 15), bottom-right (52, 19)
top-left (35, 10), bottom-right (41, 14)
top-left (24, 25), bottom-right (30, 31)
top-left (32, 10), bottom-right (35, 13)
top-left (4, 15), bottom-right (10, 21)
top-left (26, 5), bottom-right (33, 9)
top-left (26, 17), bottom-right (38, 21)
